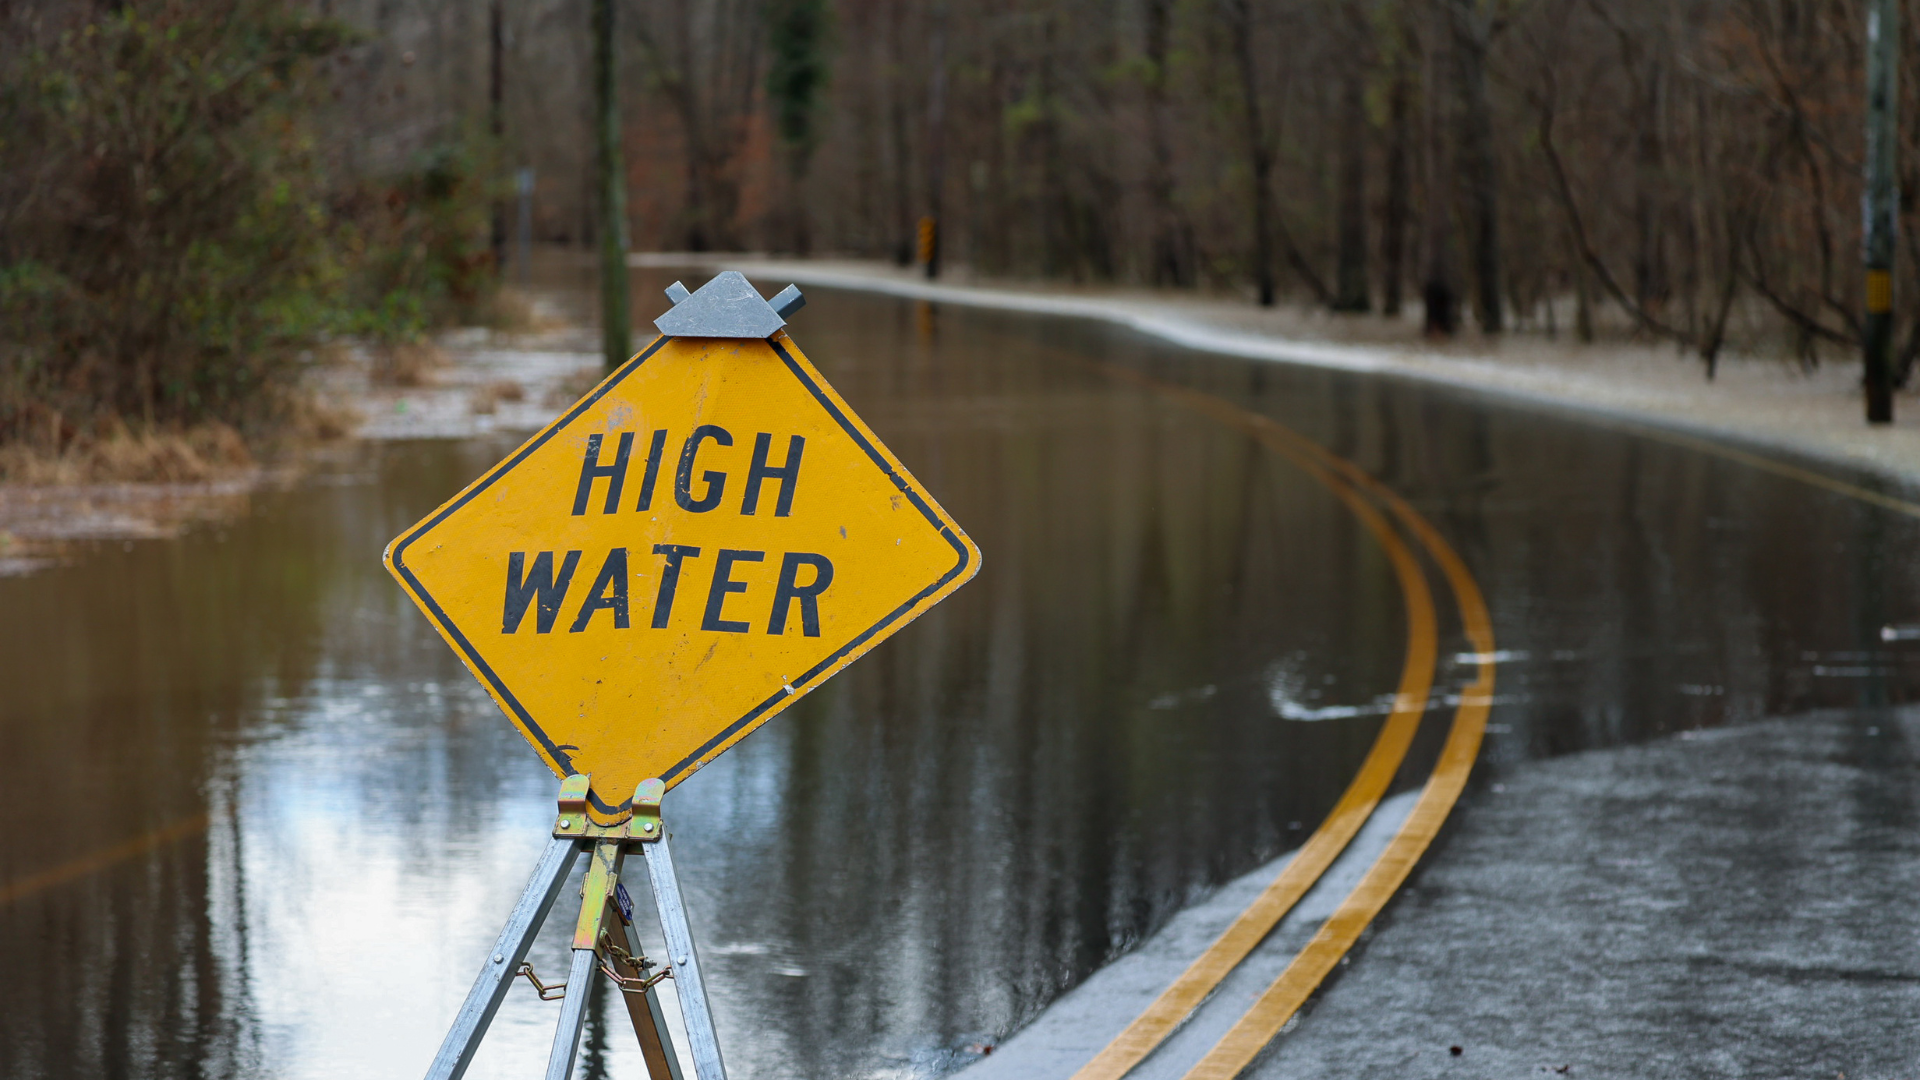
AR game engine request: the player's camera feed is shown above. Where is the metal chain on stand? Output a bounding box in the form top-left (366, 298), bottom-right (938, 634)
top-left (516, 963), bottom-right (569, 1001)
top-left (598, 930), bottom-right (674, 995)
top-left (515, 934), bottom-right (673, 1003)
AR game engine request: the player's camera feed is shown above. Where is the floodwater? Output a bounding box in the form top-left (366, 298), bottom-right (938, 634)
top-left (4, 269), bottom-right (1919, 1080)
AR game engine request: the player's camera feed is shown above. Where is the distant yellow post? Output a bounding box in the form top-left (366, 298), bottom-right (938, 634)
top-left (1864, 0), bottom-right (1898, 422)
top-left (917, 215), bottom-right (939, 275)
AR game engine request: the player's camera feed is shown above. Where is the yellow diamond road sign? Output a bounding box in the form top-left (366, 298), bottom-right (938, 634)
top-left (384, 274), bottom-right (979, 823)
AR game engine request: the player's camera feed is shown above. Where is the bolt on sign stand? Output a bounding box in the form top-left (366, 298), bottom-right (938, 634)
top-left (385, 272), bottom-right (981, 1079)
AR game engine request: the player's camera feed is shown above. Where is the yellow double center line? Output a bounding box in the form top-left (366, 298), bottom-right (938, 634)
top-left (0, 812), bottom-right (211, 906)
top-left (1078, 365), bottom-right (1497, 1080)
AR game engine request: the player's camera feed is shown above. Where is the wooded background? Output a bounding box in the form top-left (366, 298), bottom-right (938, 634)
top-left (8, 0), bottom-right (1920, 376)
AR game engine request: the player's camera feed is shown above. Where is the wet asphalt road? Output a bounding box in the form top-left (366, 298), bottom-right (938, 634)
top-left (1247, 708), bottom-right (1920, 1080)
top-left (969, 708), bottom-right (1920, 1080)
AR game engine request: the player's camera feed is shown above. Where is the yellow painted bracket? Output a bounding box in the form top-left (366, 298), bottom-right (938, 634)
top-left (630, 778), bottom-right (664, 842)
top-left (554, 774), bottom-right (592, 836)
top-left (554, 775), bottom-right (665, 842)
top-left (572, 840), bottom-right (622, 950)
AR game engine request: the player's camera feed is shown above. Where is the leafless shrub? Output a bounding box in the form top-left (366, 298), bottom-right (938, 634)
top-left (371, 342), bottom-right (452, 388)
top-left (0, 422), bottom-right (254, 485)
top-left (469, 380), bottom-right (528, 415)
top-left (0, 1), bottom-right (360, 440)
top-left (545, 368), bottom-right (607, 408)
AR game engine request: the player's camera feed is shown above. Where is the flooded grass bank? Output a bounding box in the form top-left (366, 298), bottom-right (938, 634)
top-left (0, 288), bottom-right (593, 576)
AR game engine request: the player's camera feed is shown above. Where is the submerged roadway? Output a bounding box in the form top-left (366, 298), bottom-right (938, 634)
top-left (3, 268), bottom-right (1919, 1079)
top-left (960, 345), bottom-right (1920, 1080)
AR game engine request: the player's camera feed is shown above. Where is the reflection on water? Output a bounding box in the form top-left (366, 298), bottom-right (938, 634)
top-left (3, 271), bottom-right (1918, 1079)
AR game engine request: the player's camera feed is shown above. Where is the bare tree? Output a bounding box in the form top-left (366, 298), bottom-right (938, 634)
top-left (276, 0), bottom-right (1920, 384)
top-left (1380, 6), bottom-right (1417, 318)
top-left (1142, 0), bottom-right (1195, 286)
top-left (1422, 0), bottom-right (1459, 335)
top-left (631, 0), bottom-right (766, 251)
top-left (1331, 15), bottom-right (1372, 313)
top-left (1450, 0), bottom-right (1503, 332)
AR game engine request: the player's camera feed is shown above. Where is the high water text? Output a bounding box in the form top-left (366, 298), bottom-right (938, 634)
top-left (502, 427), bottom-right (834, 636)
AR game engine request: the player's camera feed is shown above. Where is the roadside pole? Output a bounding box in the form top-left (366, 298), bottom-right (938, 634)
top-left (516, 167), bottom-right (534, 290)
top-left (922, 5), bottom-right (947, 280)
top-left (1864, 0), bottom-right (1898, 424)
top-left (594, 0), bottom-right (631, 372)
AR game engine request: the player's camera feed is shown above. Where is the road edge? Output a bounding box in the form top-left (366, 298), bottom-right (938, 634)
top-left (633, 254), bottom-right (1920, 496)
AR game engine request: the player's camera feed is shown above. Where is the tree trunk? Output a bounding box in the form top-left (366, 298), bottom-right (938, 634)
top-left (1039, 16), bottom-right (1073, 277)
top-left (1333, 64), bottom-right (1371, 312)
top-left (489, 0), bottom-right (506, 275)
top-left (888, 4), bottom-right (915, 267)
top-left (1382, 61), bottom-right (1411, 317)
top-left (1865, 0), bottom-right (1898, 421)
top-left (767, 0), bottom-right (831, 255)
top-left (888, 101), bottom-right (913, 265)
top-left (593, 0), bottom-right (630, 371)
top-left (678, 85), bottom-right (712, 252)
top-left (1632, 56), bottom-right (1668, 312)
top-left (1573, 232), bottom-right (1594, 343)
top-left (1422, 1), bottom-right (1458, 336)
top-left (1144, 0), bottom-right (1193, 287)
top-left (1455, 2), bottom-right (1501, 332)
top-left (1227, 0), bottom-right (1276, 306)
top-left (786, 155), bottom-right (814, 256)
top-left (923, 10), bottom-right (947, 278)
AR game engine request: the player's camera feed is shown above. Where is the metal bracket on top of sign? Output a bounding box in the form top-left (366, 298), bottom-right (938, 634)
top-left (422, 775), bottom-right (718, 1080)
top-left (654, 270), bottom-right (805, 338)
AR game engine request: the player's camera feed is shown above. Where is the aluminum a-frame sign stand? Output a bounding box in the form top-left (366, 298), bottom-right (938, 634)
top-left (391, 272), bottom-right (979, 1079)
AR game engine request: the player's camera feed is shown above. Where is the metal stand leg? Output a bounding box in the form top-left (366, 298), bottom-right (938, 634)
top-left (544, 947), bottom-right (601, 1080)
top-left (547, 839), bottom-right (623, 1080)
top-left (643, 833), bottom-right (727, 1080)
top-left (424, 776), bottom-right (723, 1080)
top-left (603, 886), bottom-right (686, 1080)
top-left (427, 836), bottom-right (585, 1080)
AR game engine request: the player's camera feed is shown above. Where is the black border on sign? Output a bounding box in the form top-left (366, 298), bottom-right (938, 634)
top-left (388, 335), bottom-right (974, 816)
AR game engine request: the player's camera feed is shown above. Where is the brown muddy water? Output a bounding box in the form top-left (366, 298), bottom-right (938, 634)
top-left (4, 268), bottom-right (1920, 1080)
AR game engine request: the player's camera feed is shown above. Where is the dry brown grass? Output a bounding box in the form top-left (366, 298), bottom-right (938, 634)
top-left (479, 288), bottom-right (541, 333)
top-left (468, 379), bottom-right (528, 415)
top-left (545, 366), bottom-right (607, 407)
top-left (371, 340), bottom-right (450, 387)
top-left (474, 287), bottom-right (582, 341)
top-left (0, 422), bottom-right (254, 485)
top-left (279, 392), bottom-right (361, 442)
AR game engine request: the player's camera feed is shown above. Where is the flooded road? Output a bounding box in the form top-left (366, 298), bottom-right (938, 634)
top-left (5, 270), bottom-right (1920, 1080)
